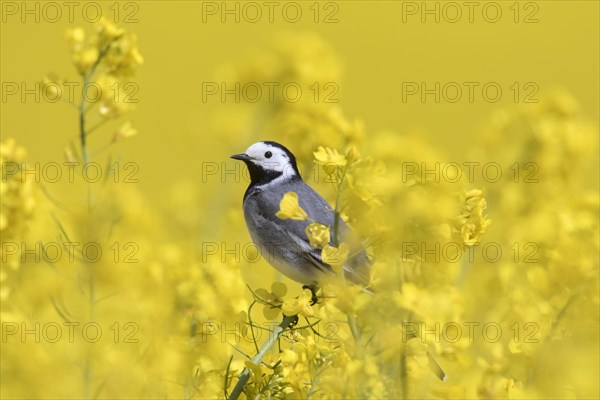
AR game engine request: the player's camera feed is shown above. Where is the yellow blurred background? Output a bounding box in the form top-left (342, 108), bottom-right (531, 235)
top-left (2, 0), bottom-right (598, 194)
top-left (1, 1), bottom-right (599, 399)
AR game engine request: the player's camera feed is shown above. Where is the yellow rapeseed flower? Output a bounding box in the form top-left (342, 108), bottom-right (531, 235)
top-left (64, 27), bottom-right (85, 50)
top-left (73, 47), bottom-right (99, 75)
top-left (281, 289), bottom-right (314, 317)
top-left (97, 17), bottom-right (125, 40)
top-left (313, 145), bottom-right (347, 167)
top-left (305, 222), bottom-right (331, 248)
top-left (455, 188), bottom-right (491, 246)
top-left (276, 192), bottom-right (307, 221)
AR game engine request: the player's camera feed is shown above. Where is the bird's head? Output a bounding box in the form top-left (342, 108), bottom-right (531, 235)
top-left (231, 141), bottom-right (301, 184)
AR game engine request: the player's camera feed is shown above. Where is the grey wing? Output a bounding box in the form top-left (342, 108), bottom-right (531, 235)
top-left (270, 180), bottom-right (372, 286)
top-left (254, 199), bottom-right (335, 277)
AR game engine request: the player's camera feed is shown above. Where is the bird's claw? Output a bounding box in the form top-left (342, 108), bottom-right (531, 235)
top-left (284, 314), bottom-right (299, 328)
top-left (302, 284), bottom-right (319, 305)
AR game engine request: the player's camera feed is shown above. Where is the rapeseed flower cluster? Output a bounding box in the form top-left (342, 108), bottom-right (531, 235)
top-left (2, 24), bottom-right (598, 400)
top-left (0, 139), bottom-right (36, 306)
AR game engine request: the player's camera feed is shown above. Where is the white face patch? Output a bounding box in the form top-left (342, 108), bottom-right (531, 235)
top-left (244, 142), bottom-right (297, 177)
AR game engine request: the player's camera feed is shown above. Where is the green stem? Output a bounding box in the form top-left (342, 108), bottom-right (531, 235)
top-left (330, 167), bottom-right (361, 344)
top-left (400, 345), bottom-right (407, 399)
top-left (228, 315), bottom-right (296, 400)
top-left (247, 301), bottom-right (260, 353)
top-left (332, 169), bottom-right (346, 247)
top-left (347, 313), bottom-right (360, 342)
top-left (78, 43), bottom-right (113, 400)
top-left (79, 42), bottom-right (113, 168)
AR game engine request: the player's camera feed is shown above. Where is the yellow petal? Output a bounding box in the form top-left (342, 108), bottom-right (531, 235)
top-left (271, 281), bottom-right (288, 297)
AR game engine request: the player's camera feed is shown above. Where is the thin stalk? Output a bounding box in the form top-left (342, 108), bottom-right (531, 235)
top-left (77, 41), bottom-right (114, 400)
top-left (79, 42), bottom-right (113, 168)
top-left (228, 315), bottom-right (296, 400)
top-left (330, 166), bottom-right (360, 344)
top-left (332, 169), bottom-right (347, 247)
top-left (247, 301), bottom-right (260, 353)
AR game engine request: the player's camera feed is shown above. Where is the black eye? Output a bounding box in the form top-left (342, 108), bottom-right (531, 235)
top-left (264, 151), bottom-right (272, 158)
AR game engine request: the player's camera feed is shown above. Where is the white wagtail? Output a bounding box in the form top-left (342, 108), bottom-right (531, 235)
top-left (231, 141), bottom-right (447, 381)
top-left (231, 141), bottom-right (371, 291)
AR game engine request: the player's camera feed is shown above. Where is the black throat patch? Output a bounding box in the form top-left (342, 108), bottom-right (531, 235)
top-left (239, 141), bottom-right (302, 201)
top-left (242, 158), bottom-right (301, 201)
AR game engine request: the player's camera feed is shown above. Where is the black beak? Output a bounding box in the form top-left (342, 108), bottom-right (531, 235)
top-left (231, 153), bottom-right (251, 161)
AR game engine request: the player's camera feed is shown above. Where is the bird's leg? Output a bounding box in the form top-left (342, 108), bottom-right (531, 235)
top-left (302, 284), bottom-right (320, 305)
top-left (282, 314), bottom-right (298, 328)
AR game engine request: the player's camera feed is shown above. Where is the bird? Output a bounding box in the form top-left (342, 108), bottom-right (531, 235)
top-left (230, 140), bottom-right (371, 291)
top-left (231, 140), bottom-right (447, 382)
